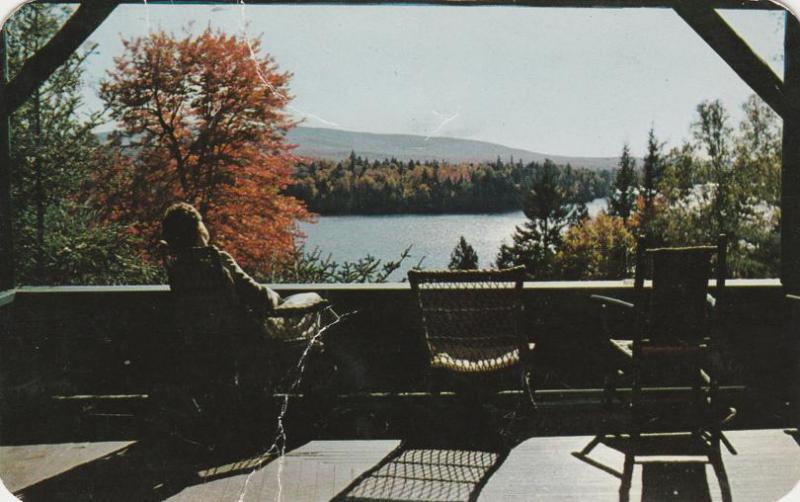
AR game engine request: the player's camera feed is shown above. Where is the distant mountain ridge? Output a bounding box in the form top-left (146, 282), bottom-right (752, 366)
top-left (94, 127), bottom-right (620, 171)
top-left (287, 127), bottom-right (618, 171)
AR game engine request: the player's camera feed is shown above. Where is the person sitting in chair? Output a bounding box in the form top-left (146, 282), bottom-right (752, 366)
top-left (161, 202), bottom-right (326, 328)
top-left (161, 202), bottom-right (282, 316)
top-left (156, 202), bottom-right (327, 446)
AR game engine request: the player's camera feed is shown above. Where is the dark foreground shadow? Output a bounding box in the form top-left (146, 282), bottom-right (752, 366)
top-left (572, 433), bottom-right (733, 502)
top-left (14, 437), bottom-right (278, 501)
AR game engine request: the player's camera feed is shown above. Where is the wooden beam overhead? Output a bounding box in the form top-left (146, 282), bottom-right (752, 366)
top-left (36, 0), bottom-right (782, 10)
top-left (5, 0), bottom-right (119, 115)
top-left (674, 2), bottom-right (788, 118)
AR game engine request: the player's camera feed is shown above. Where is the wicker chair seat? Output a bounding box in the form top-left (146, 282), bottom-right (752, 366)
top-left (431, 342), bottom-right (536, 373)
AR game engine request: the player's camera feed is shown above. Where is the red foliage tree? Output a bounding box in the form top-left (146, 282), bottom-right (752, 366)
top-left (97, 28), bottom-right (311, 274)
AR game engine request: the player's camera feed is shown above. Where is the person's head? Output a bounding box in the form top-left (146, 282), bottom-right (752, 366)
top-left (161, 202), bottom-right (209, 250)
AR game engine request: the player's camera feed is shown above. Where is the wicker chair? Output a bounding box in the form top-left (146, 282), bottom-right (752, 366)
top-left (159, 246), bottom-right (329, 439)
top-left (586, 235), bottom-right (733, 498)
top-left (408, 266), bottom-right (535, 407)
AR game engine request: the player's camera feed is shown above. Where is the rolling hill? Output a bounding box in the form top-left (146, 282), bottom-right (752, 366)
top-left (95, 127), bottom-right (621, 171)
top-left (286, 127), bottom-right (619, 171)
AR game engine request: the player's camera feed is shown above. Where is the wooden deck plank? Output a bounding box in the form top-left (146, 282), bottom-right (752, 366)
top-left (722, 429), bottom-right (800, 501)
top-left (1, 430), bottom-right (797, 501)
top-left (165, 440), bottom-right (401, 502)
top-left (481, 429), bottom-right (800, 501)
top-left (482, 435), bottom-right (627, 500)
top-left (0, 441), bottom-right (134, 493)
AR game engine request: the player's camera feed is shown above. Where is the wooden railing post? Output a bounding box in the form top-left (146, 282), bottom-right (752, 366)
top-left (783, 12), bottom-right (800, 291)
top-left (0, 26), bottom-right (13, 290)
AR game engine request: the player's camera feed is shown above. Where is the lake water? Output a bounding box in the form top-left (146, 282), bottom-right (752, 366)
top-left (300, 198), bottom-right (607, 280)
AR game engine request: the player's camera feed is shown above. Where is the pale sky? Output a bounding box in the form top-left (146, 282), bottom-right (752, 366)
top-left (75, 4), bottom-right (787, 158)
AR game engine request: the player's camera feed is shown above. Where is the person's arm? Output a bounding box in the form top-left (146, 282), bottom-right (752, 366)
top-left (218, 250), bottom-right (281, 313)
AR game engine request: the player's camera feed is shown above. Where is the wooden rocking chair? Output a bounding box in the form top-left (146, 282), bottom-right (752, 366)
top-left (408, 266), bottom-right (536, 408)
top-left (584, 235), bottom-right (735, 499)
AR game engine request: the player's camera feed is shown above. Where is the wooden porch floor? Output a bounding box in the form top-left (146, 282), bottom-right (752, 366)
top-left (2, 429), bottom-right (798, 501)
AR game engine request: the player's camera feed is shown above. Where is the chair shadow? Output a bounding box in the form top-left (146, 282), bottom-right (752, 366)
top-left (14, 437), bottom-right (279, 501)
top-left (572, 433), bottom-right (733, 502)
top-left (640, 461), bottom-right (713, 501)
top-left (331, 441), bottom-right (510, 502)
top-left (332, 403), bottom-right (514, 502)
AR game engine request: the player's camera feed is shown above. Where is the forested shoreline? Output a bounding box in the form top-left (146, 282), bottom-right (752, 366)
top-left (286, 154), bottom-right (612, 215)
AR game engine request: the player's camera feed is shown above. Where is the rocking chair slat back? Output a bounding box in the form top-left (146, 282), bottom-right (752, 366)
top-left (646, 246), bottom-right (716, 344)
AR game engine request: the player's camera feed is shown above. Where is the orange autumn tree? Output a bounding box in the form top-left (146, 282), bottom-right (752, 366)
top-left (97, 28), bottom-right (311, 275)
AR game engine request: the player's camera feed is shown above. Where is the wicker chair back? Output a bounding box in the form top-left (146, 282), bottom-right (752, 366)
top-left (408, 267), bottom-right (528, 374)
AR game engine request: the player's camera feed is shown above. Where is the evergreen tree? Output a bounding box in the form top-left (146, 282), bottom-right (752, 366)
top-left (7, 4), bottom-right (159, 285)
top-left (448, 236), bottom-right (479, 270)
top-left (496, 160), bottom-right (579, 278)
top-left (641, 128), bottom-right (664, 236)
top-left (608, 143), bottom-right (638, 224)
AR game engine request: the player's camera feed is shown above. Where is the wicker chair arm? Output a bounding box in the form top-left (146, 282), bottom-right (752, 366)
top-left (270, 293), bottom-right (330, 318)
top-left (590, 294), bottom-right (634, 309)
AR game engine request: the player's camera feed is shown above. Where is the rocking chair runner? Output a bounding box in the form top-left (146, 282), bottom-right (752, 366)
top-left (408, 266), bottom-right (536, 405)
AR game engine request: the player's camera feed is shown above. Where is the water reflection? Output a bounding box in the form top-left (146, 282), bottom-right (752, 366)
top-left (301, 198), bottom-right (607, 277)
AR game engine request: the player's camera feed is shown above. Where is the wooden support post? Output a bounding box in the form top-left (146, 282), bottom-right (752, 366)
top-left (782, 13), bottom-right (800, 291)
top-left (0, 28), bottom-right (12, 290)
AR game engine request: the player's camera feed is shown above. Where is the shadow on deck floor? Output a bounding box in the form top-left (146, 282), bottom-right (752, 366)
top-left (2, 391), bottom-right (799, 501)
